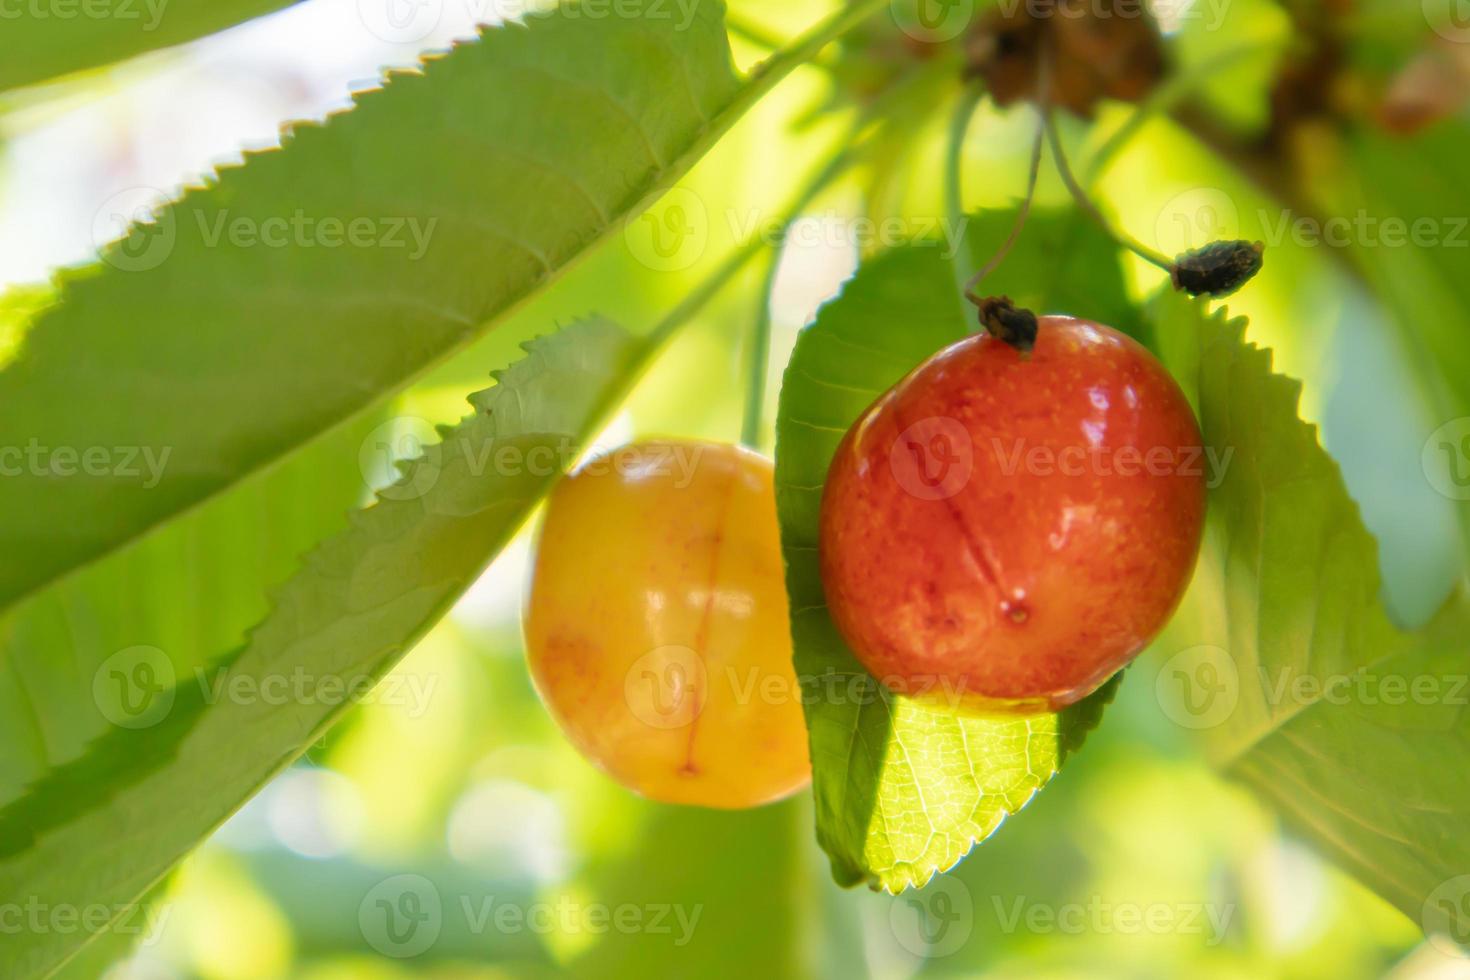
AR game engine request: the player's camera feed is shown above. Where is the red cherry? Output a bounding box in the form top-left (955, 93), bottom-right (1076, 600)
top-left (819, 315), bottom-right (1206, 713)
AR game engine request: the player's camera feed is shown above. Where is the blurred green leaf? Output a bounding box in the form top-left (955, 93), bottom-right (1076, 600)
top-left (1149, 291), bottom-right (1470, 937)
top-left (0, 414), bottom-right (373, 805)
top-left (572, 802), bottom-right (823, 977)
top-left (773, 244), bottom-right (1116, 893)
top-left (0, 318), bottom-right (642, 978)
top-left (1331, 124), bottom-right (1470, 567)
top-left (245, 851), bottom-right (556, 964)
top-left (0, 0), bottom-right (301, 93)
top-left (0, 2), bottom-right (741, 612)
top-left (1167, 0), bottom-right (1292, 136)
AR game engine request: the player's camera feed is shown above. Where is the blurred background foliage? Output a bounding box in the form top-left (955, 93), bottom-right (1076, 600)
top-left (4, 0), bottom-right (1469, 975)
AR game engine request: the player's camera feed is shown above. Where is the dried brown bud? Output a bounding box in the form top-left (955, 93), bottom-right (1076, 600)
top-left (1171, 241), bottom-right (1265, 298)
top-left (978, 296), bottom-right (1039, 353)
top-left (965, 2), bottom-right (1165, 117)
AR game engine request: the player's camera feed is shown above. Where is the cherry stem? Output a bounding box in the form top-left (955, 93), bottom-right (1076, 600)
top-left (962, 114), bottom-right (1045, 308)
top-left (1043, 107), bottom-right (1175, 274)
top-left (944, 81), bottom-right (984, 297)
top-left (962, 30), bottom-right (1053, 311)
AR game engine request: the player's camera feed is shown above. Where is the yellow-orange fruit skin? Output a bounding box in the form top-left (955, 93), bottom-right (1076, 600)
top-left (525, 441), bottom-right (811, 808)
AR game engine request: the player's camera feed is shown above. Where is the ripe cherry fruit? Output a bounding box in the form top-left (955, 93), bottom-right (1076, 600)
top-left (526, 440), bottom-right (811, 808)
top-left (819, 316), bottom-right (1206, 713)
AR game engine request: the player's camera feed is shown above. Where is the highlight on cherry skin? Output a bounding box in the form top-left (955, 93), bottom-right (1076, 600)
top-left (819, 315), bottom-right (1208, 714)
top-left (525, 439), bottom-right (811, 809)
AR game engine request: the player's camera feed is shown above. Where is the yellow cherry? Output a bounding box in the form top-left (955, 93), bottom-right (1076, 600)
top-left (525, 440), bottom-right (810, 808)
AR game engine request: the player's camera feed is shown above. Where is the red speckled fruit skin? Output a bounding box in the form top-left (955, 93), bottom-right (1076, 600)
top-left (819, 316), bottom-right (1206, 713)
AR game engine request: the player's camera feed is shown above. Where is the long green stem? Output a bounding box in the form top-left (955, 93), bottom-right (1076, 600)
top-left (962, 112), bottom-right (1045, 307)
top-left (954, 32), bottom-right (1053, 308)
top-left (1045, 108), bottom-right (1174, 273)
top-left (943, 82), bottom-right (984, 296)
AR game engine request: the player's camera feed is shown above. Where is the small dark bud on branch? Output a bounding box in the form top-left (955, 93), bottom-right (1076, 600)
top-left (978, 296), bottom-right (1038, 353)
top-left (1171, 240), bottom-right (1265, 298)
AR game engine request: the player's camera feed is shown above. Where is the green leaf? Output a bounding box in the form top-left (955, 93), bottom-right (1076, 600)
top-left (774, 243), bottom-right (1118, 893)
top-left (0, 318), bottom-right (642, 979)
top-left (1, 0), bottom-right (299, 94)
top-left (1148, 291), bottom-right (1470, 937)
top-left (0, 1), bottom-right (741, 612)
